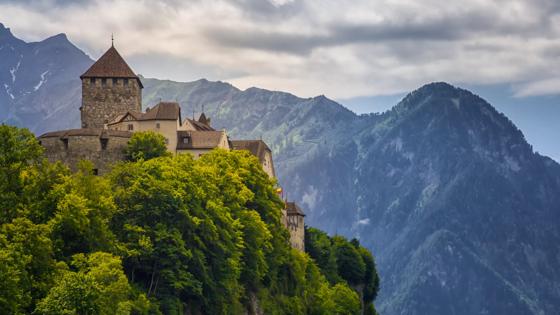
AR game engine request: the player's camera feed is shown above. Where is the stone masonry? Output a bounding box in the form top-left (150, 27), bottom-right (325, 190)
top-left (80, 77), bottom-right (142, 128)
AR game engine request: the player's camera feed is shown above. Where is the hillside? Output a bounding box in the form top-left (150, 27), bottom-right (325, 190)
top-left (2, 27), bottom-right (560, 314)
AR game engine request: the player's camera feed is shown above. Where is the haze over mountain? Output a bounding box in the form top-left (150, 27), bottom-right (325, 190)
top-left (1, 26), bottom-right (560, 314)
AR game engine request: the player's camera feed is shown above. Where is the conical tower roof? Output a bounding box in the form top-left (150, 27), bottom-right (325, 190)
top-left (80, 45), bottom-right (143, 87)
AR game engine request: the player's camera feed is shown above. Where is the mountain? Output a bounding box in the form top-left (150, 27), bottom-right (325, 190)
top-left (143, 80), bottom-right (560, 314)
top-left (2, 27), bottom-right (560, 314)
top-left (0, 23), bottom-right (92, 132)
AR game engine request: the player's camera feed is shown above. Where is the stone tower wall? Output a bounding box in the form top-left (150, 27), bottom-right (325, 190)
top-left (287, 215), bottom-right (305, 251)
top-left (40, 135), bottom-right (129, 175)
top-left (81, 78), bottom-right (142, 128)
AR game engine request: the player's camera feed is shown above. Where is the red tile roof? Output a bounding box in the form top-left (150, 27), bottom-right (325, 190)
top-left (80, 46), bottom-right (143, 87)
top-left (176, 131), bottom-right (225, 149)
top-left (184, 118), bottom-right (215, 131)
top-left (230, 140), bottom-right (271, 163)
top-left (140, 102), bottom-right (181, 121)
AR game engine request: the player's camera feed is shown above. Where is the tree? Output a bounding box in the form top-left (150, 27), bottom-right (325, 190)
top-left (333, 236), bottom-right (366, 286)
top-left (0, 218), bottom-right (56, 314)
top-left (35, 252), bottom-right (150, 315)
top-left (0, 124), bottom-right (44, 224)
top-left (0, 126), bottom-right (381, 314)
top-left (330, 283), bottom-right (361, 315)
top-left (125, 131), bottom-right (170, 161)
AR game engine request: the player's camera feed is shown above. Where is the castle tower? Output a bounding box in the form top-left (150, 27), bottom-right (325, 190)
top-left (79, 44), bottom-right (142, 128)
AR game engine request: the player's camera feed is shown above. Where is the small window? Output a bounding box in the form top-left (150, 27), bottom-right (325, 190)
top-left (124, 79), bottom-right (129, 86)
top-left (156, 123), bottom-right (160, 129)
top-left (165, 138), bottom-right (169, 144)
top-left (90, 78), bottom-right (95, 85)
top-left (100, 138), bottom-right (108, 150)
top-left (183, 137), bottom-right (189, 144)
top-left (128, 124), bottom-right (133, 131)
top-left (61, 138), bottom-right (69, 150)
top-left (112, 78), bottom-right (117, 85)
top-left (93, 169), bottom-right (99, 176)
top-left (101, 78), bottom-right (107, 87)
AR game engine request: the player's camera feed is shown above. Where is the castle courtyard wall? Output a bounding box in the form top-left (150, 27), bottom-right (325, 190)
top-left (40, 131), bottom-right (130, 175)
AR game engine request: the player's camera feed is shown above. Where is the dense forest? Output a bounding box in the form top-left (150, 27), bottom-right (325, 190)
top-left (0, 126), bottom-right (379, 315)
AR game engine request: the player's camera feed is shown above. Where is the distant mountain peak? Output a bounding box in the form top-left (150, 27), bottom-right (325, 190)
top-left (0, 22), bottom-right (16, 40)
top-left (44, 33), bottom-right (68, 42)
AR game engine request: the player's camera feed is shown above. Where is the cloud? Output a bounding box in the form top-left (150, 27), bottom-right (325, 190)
top-left (514, 78), bottom-right (560, 97)
top-left (0, 0), bottom-right (558, 99)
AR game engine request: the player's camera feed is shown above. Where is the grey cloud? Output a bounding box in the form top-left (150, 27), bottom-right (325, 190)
top-left (204, 5), bottom-right (557, 56)
top-left (0, 0), bottom-right (559, 98)
top-left (230, 0), bottom-right (303, 19)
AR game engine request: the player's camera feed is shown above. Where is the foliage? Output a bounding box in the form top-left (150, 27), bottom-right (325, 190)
top-left (0, 126), bottom-right (380, 315)
top-left (305, 227), bottom-right (380, 313)
top-left (125, 131), bottom-right (171, 161)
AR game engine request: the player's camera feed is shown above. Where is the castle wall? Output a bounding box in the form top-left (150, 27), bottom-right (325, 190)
top-left (40, 133), bottom-right (130, 175)
top-left (109, 119), bottom-right (181, 152)
top-left (81, 78), bottom-right (142, 128)
top-left (286, 215), bottom-right (305, 251)
top-left (261, 151), bottom-right (275, 178)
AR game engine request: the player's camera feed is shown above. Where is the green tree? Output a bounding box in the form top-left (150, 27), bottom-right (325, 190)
top-left (48, 161), bottom-right (117, 261)
top-left (330, 283), bottom-right (361, 315)
top-left (0, 218), bottom-right (56, 314)
top-left (333, 236), bottom-right (366, 286)
top-left (0, 124), bottom-right (43, 224)
top-left (36, 252), bottom-right (150, 315)
top-left (125, 131), bottom-right (170, 161)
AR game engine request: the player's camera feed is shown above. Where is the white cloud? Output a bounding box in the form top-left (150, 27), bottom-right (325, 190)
top-left (514, 78), bottom-right (560, 97)
top-left (0, 0), bottom-right (559, 98)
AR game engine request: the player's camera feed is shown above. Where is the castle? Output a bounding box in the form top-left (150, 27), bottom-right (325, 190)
top-left (38, 44), bottom-right (305, 250)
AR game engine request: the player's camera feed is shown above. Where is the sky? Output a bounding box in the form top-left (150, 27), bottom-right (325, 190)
top-left (0, 0), bottom-right (559, 102)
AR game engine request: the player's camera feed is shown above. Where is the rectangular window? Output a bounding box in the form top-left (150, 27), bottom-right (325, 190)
top-left (183, 137), bottom-right (189, 144)
top-left (90, 78), bottom-right (95, 85)
top-left (112, 78), bottom-right (117, 86)
top-left (93, 169), bottom-right (99, 176)
top-left (101, 78), bottom-right (107, 87)
top-left (124, 79), bottom-right (129, 86)
top-left (61, 138), bottom-right (69, 150)
top-left (128, 124), bottom-right (133, 131)
top-left (156, 123), bottom-right (160, 129)
top-left (100, 138), bottom-right (108, 150)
